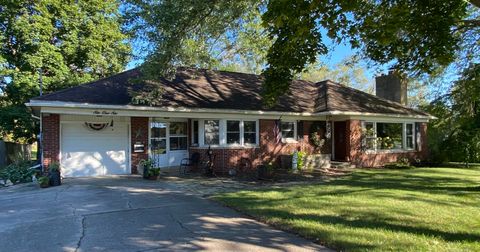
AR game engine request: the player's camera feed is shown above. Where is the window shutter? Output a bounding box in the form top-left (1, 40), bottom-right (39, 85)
top-left (297, 120), bottom-right (304, 141)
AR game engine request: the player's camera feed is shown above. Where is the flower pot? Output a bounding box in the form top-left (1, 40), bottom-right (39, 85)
top-left (39, 183), bottom-right (49, 188)
top-left (49, 171), bottom-right (61, 186)
top-left (146, 175), bottom-right (159, 180)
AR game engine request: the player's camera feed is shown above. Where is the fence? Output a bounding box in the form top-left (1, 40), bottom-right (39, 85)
top-left (0, 140), bottom-right (32, 168)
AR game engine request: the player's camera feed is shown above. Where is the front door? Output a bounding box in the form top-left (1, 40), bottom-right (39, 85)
top-left (334, 121), bottom-right (347, 161)
top-left (150, 121), bottom-right (168, 167)
top-left (149, 120), bottom-right (189, 167)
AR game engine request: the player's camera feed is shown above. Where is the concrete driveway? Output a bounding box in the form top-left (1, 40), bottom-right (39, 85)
top-left (0, 176), bottom-right (329, 252)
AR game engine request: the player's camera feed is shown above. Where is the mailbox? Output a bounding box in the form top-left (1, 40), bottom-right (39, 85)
top-left (133, 143), bottom-right (145, 153)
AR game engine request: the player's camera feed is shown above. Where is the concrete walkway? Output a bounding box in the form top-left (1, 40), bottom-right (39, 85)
top-left (0, 176), bottom-right (331, 252)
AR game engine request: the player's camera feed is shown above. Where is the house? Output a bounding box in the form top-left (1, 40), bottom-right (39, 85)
top-left (26, 68), bottom-right (433, 177)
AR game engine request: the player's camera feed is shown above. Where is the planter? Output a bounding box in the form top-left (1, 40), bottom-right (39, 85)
top-left (39, 183), bottom-right (49, 188)
top-left (305, 154), bottom-right (331, 170)
top-left (49, 171), bottom-right (61, 186)
top-left (146, 175), bottom-right (159, 180)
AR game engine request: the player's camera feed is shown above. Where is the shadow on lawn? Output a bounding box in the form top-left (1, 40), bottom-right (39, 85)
top-left (252, 208), bottom-right (480, 244)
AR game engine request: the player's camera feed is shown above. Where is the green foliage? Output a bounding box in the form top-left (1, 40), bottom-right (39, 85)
top-left (384, 157), bottom-right (413, 169)
top-left (128, 0), bottom-right (478, 106)
top-left (124, 0), bottom-right (265, 78)
top-left (422, 63), bottom-right (480, 164)
top-left (49, 162), bottom-right (60, 172)
top-left (146, 167), bottom-right (160, 177)
top-left (262, 0), bottom-right (470, 103)
top-left (37, 175), bottom-right (49, 187)
top-left (0, 0), bottom-right (130, 142)
top-left (297, 151), bottom-right (306, 170)
top-left (0, 160), bottom-right (35, 184)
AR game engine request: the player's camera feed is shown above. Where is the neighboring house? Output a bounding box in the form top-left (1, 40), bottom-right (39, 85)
top-left (26, 68), bottom-right (433, 177)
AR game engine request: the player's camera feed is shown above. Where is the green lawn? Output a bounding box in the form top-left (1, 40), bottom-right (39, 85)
top-left (213, 167), bottom-right (480, 251)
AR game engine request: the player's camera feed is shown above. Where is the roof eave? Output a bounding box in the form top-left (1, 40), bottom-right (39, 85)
top-left (26, 100), bottom-right (434, 120)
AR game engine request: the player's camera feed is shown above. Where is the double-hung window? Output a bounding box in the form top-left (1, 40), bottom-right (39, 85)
top-left (364, 122), bottom-right (376, 150)
top-left (204, 120), bottom-right (220, 145)
top-left (226, 120), bottom-right (241, 144)
top-left (169, 122), bottom-right (187, 150)
top-left (405, 123), bottom-right (414, 149)
top-left (243, 121), bottom-right (257, 145)
top-left (281, 121), bottom-right (296, 141)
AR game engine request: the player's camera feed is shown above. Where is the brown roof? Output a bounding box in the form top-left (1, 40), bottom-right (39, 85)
top-left (31, 67), bottom-right (429, 117)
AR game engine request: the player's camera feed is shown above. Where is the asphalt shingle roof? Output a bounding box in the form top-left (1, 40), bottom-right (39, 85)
top-left (32, 67), bottom-right (429, 117)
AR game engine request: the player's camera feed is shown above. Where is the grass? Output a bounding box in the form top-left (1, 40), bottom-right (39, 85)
top-left (213, 167), bottom-right (480, 251)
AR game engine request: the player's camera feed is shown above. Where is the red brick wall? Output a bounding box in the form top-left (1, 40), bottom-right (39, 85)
top-left (189, 120), bottom-right (330, 173)
top-left (346, 119), bottom-right (428, 167)
top-left (131, 117), bottom-right (149, 174)
top-left (42, 114), bottom-right (60, 171)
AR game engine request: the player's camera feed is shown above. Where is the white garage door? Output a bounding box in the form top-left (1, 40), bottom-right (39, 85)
top-left (61, 122), bottom-right (129, 177)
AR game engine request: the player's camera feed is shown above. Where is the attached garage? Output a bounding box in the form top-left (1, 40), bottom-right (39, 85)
top-left (60, 116), bottom-right (130, 177)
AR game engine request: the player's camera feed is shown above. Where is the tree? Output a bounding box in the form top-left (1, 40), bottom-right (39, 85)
top-left (123, 0), bottom-right (266, 77)
top-left (128, 0), bottom-right (479, 106)
top-left (422, 63), bottom-right (480, 164)
top-left (0, 0), bottom-right (130, 142)
top-left (299, 56), bottom-right (373, 93)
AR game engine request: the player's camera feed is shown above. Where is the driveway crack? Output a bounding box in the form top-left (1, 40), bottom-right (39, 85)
top-left (75, 216), bottom-right (86, 252)
top-left (168, 213), bottom-right (196, 237)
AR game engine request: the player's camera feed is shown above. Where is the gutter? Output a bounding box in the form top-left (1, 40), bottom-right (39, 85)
top-left (25, 100), bottom-right (435, 120)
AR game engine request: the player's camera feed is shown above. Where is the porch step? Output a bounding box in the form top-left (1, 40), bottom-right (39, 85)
top-left (330, 161), bottom-right (356, 169)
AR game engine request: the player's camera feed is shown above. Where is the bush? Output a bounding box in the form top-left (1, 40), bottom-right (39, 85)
top-left (0, 160), bottom-right (36, 184)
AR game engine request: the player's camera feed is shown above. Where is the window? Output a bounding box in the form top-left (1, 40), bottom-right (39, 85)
top-left (169, 122), bottom-right (187, 150)
top-left (226, 120), bottom-right (240, 144)
top-left (377, 123), bottom-right (403, 149)
top-left (281, 121), bottom-right (296, 140)
top-left (364, 122), bottom-right (376, 150)
top-left (150, 122), bottom-right (167, 154)
top-left (406, 123), bottom-right (414, 149)
top-left (244, 121), bottom-right (257, 145)
top-left (204, 120), bottom-right (220, 145)
top-left (362, 122), bottom-right (416, 151)
top-left (192, 120), bottom-right (199, 146)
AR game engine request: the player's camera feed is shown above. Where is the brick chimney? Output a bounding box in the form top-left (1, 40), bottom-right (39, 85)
top-left (375, 70), bottom-right (407, 105)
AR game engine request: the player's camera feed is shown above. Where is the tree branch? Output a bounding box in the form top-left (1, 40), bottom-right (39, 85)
top-left (469, 0), bottom-right (480, 9)
top-left (457, 19), bottom-right (480, 30)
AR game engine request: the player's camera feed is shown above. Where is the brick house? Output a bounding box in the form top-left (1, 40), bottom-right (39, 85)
top-left (27, 68), bottom-right (433, 177)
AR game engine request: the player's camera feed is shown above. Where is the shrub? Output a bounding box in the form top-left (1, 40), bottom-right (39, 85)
top-left (49, 162), bottom-right (60, 172)
top-left (37, 176), bottom-right (50, 187)
top-left (0, 160), bottom-right (35, 184)
top-left (146, 167), bottom-right (160, 177)
top-left (297, 151), bottom-right (306, 170)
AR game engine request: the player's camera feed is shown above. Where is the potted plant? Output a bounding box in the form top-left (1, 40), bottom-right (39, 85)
top-left (48, 162), bottom-right (61, 186)
top-left (38, 176), bottom-right (50, 188)
top-left (145, 167), bottom-right (160, 180)
top-left (139, 159), bottom-right (154, 179)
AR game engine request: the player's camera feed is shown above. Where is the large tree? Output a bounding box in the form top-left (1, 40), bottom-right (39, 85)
top-left (127, 0), bottom-right (479, 105)
top-left (0, 0), bottom-right (130, 142)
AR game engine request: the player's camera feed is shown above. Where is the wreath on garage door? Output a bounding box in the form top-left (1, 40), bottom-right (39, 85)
top-left (84, 122), bottom-right (110, 131)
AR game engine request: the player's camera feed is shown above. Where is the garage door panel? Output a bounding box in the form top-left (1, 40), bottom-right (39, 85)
top-left (61, 123), bottom-right (129, 177)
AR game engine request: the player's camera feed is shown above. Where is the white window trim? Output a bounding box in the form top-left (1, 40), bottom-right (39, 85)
top-left (405, 123), bottom-right (415, 150)
top-left (194, 119), bottom-right (259, 148)
top-left (203, 119), bottom-right (221, 146)
top-left (281, 120), bottom-right (297, 143)
top-left (364, 121), bottom-right (417, 153)
top-left (226, 120), bottom-right (241, 145)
